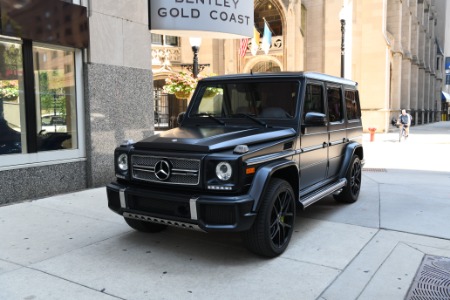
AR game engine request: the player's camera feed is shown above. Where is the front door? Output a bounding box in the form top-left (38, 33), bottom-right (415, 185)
top-left (299, 82), bottom-right (329, 190)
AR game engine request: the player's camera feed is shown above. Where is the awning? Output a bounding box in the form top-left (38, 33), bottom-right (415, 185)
top-left (442, 91), bottom-right (450, 103)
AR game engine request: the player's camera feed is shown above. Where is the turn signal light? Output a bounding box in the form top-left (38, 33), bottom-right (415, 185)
top-left (246, 167), bottom-right (255, 175)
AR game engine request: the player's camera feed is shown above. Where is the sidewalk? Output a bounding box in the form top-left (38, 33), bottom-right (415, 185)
top-left (1, 122), bottom-right (450, 300)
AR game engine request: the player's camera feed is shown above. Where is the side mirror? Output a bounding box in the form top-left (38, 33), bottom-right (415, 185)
top-left (176, 112), bottom-right (185, 126)
top-left (304, 112), bottom-right (327, 126)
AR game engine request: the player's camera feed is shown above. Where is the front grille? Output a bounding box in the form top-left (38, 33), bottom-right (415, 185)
top-left (128, 194), bottom-right (191, 219)
top-left (200, 204), bottom-right (236, 225)
top-left (131, 155), bottom-right (200, 185)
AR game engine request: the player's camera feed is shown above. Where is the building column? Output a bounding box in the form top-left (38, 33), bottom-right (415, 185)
top-left (400, 0), bottom-right (412, 112)
top-left (285, 1), bottom-right (303, 71)
top-left (387, 0), bottom-right (403, 127)
top-left (418, 67), bottom-right (425, 124)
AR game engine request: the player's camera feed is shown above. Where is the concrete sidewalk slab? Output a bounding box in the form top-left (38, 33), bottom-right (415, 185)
top-left (320, 230), bottom-right (450, 300)
top-left (29, 228), bottom-right (338, 300)
top-left (0, 199), bottom-right (129, 265)
top-left (0, 267), bottom-right (117, 300)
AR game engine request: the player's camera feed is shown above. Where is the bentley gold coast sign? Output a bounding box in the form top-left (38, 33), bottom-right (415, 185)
top-left (149, 0), bottom-right (253, 38)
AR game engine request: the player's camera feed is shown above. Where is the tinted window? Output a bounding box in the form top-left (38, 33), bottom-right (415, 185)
top-left (345, 90), bottom-right (361, 120)
top-left (303, 84), bottom-right (325, 119)
top-left (192, 81), bottom-right (299, 119)
top-left (327, 87), bottom-right (343, 122)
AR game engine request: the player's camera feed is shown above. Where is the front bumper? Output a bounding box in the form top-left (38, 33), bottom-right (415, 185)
top-left (106, 182), bottom-right (256, 232)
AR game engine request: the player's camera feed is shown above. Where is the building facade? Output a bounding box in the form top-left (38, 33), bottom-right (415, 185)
top-left (0, 0), bottom-right (153, 204)
top-left (435, 0), bottom-right (450, 120)
top-left (153, 0), bottom-right (448, 132)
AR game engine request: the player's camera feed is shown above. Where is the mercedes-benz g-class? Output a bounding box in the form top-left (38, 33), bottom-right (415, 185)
top-left (107, 72), bottom-right (364, 257)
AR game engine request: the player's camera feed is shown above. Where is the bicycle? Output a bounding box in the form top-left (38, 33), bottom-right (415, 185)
top-left (398, 124), bottom-right (408, 142)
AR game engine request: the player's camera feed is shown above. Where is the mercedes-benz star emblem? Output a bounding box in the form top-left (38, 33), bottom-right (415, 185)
top-left (154, 160), bottom-right (171, 181)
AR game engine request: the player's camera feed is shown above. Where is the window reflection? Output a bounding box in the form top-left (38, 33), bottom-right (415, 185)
top-left (33, 45), bottom-right (77, 151)
top-left (0, 40), bottom-right (24, 155)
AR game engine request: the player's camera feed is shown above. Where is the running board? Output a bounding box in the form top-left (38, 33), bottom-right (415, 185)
top-left (299, 178), bottom-right (347, 208)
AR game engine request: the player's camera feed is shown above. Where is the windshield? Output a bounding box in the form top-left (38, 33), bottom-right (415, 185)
top-left (190, 81), bottom-right (299, 120)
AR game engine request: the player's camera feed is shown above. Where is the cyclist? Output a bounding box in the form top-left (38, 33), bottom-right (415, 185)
top-left (397, 109), bottom-right (412, 139)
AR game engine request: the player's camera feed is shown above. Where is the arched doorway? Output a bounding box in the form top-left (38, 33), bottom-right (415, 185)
top-left (254, 0), bottom-right (283, 36)
top-left (240, 1), bottom-right (285, 72)
top-left (244, 56), bottom-right (283, 73)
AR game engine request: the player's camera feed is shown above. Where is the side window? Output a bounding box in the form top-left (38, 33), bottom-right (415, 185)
top-left (345, 90), bottom-right (361, 120)
top-left (303, 84), bottom-right (325, 120)
top-left (327, 86), bottom-right (343, 122)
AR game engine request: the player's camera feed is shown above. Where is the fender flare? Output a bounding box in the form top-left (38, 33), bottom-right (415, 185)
top-left (248, 159), bottom-right (299, 211)
top-left (338, 142), bottom-right (364, 179)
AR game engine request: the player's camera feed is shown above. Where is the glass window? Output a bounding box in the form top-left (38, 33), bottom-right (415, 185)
top-left (33, 45), bottom-right (77, 151)
top-left (151, 34), bottom-right (179, 47)
top-left (303, 84), bottom-right (325, 119)
top-left (327, 87), bottom-right (343, 122)
top-left (345, 90), bottom-right (361, 120)
top-left (0, 36), bottom-right (83, 167)
top-left (0, 40), bottom-right (25, 155)
top-left (191, 81), bottom-right (298, 119)
top-left (151, 34), bottom-right (163, 45)
top-left (165, 36), bottom-right (179, 47)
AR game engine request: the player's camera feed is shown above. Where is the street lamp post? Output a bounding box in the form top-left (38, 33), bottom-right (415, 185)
top-left (189, 37), bottom-right (202, 78)
top-left (339, 7), bottom-right (346, 78)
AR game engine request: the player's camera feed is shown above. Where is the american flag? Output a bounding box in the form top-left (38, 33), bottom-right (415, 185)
top-left (239, 38), bottom-right (249, 57)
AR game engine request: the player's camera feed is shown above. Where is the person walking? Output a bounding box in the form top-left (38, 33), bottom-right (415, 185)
top-left (397, 109), bottom-right (412, 140)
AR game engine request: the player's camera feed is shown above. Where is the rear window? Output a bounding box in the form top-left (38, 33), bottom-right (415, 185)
top-left (345, 90), bottom-right (361, 120)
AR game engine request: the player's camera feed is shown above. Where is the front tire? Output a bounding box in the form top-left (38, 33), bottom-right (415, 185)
top-left (124, 217), bottom-right (168, 233)
top-left (334, 155), bottom-right (362, 203)
top-left (242, 178), bottom-right (296, 257)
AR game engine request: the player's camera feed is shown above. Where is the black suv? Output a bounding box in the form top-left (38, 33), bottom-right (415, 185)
top-left (107, 72), bottom-right (364, 257)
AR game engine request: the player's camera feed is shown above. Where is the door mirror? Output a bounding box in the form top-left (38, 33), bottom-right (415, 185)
top-left (176, 112), bottom-right (185, 126)
top-left (304, 112), bottom-right (327, 126)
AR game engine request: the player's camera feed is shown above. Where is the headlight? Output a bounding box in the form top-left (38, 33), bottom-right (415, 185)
top-left (216, 162), bottom-right (232, 181)
top-left (117, 153), bottom-right (128, 171)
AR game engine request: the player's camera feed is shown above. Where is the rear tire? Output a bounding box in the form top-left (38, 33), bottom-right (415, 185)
top-left (334, 155), bottom-right (362, 203)
top-left (124, 217), bottom-right (168, 233)
top-left (242, 178), bottom-right (296, 257)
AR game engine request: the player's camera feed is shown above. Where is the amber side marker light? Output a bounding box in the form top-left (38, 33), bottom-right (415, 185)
top-left (246, 167), bottom-right (255, 175)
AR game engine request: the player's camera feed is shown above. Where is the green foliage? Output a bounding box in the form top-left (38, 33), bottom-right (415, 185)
top-left (0, 81), bottom-right (19, 100)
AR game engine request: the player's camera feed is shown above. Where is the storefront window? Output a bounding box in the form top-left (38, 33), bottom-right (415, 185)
top-left (0, 40), bottom-right (24, 155)
top-left (33, 45), bottom-right (77, 151)
top-left (0, 36), bottom-right (84, 165)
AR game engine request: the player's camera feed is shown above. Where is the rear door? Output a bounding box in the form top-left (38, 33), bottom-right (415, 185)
top-left (344, 88), bottom-right (363, 144)
top-left (299, 82), bottom-right (328, 190)
top-left (326, 84), bottom-right (347, 178)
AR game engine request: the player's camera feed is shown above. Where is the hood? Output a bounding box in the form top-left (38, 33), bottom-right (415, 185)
top-left (134, 126), bottom-right (296, 152)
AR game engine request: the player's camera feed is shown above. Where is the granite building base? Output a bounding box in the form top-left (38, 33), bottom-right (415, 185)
top-left (0, 161), bottom-right (87, 205)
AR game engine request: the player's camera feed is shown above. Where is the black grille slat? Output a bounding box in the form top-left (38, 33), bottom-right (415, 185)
top-left (131, 155), bottom-right (200, 185)
top-left (200, 205), bottom-right (236, 225)
top-left (129, 195), bottom-right (191, 219)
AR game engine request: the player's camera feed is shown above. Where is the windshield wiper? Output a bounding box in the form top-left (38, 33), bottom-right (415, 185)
top-left (192, 113), bottom-right (226, 125)
top-left (231, 113), bottom-right (267, 127)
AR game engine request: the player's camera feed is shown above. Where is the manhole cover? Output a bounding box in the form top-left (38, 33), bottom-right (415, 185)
top-left (405, 255), bottom-right (450, 300)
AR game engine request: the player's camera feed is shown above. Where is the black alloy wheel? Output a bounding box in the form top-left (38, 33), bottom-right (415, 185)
top-left (242, 178), bottom-right (296, 257)
top-left (334, 154), bottom-right (362, 203)
top-left (124, 217), bottom-right (168, 233)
